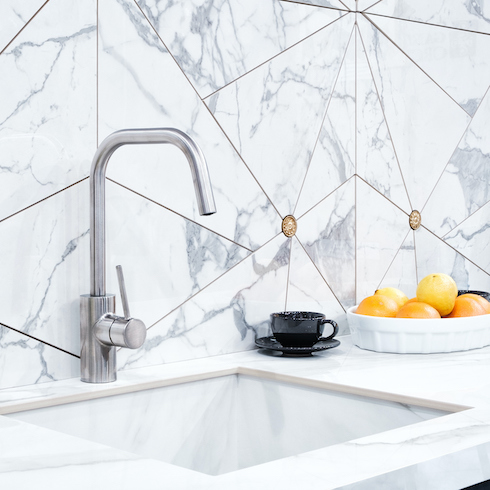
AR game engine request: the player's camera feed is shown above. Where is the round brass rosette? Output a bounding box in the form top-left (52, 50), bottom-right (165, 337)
top-left (409, 210), bottom-right (421, 230)
top-left (282, 215), bottom-right (297, 237)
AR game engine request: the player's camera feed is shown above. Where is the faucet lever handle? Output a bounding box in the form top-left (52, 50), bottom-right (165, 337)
top-left (116, 265), bottom-right (131, 319)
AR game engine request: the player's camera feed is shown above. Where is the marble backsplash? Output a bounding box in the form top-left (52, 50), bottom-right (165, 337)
top-left (1, 0), bottom-right (489, 389)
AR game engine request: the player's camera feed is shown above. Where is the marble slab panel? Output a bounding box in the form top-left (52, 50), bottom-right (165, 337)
top-left (280, 0), bottom-right (350, 10)
top-left (287, 237), bottom-right (348, 335)
top-left (366, 0), bottom-right (490, 35)
top-left (0, 325), bottom-right (79, 390)
top-left (443, 201), bottom-right (490, 274)
top-left (414, 226), bottom-right (490, 292)
top-left (207, 14), bottom-right (355, 218)
top-left (357, 16), bottom-right (470, 212)
top-left (105, 181), bottom-right (250, 329)
top-left (0, 0), bottom-right (96, 222)
top-left (296, 177), bottom-right (355, 309)
top-left (118, 233), bottom-right (289, 370)
top-left (98, 0), bottom-right (279, 252)
top-left (376, 230), bottom-right (417, 300)
top-left (356, 179), bottom-right (410, 303)
top-left (368, 14), bottom-right (490, 116)
top-left (423, 88), bottom-right (490, 237)
top-left (0, 0), bottom-right (46, 52)
top-left (294, 28), bottom-right (355, 219)
top-left (357, 0), bottom-right (382, 11)
top-left (0, 181), bottom-right (89, 355)
top-left (356, 27), bottom-right (411, 214)
top-left (137, 0), bottom-right (343, 97)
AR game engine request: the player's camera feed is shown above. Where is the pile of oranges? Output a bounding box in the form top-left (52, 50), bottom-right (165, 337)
top-left (356, 273), bottom-right (490, 319)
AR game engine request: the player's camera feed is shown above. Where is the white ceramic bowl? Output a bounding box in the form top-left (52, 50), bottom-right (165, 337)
top-left (347, 306), bottom-right (490, 354)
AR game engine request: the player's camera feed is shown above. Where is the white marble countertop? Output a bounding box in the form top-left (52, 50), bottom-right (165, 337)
top-left (1, 335), bottom-right (490, 489)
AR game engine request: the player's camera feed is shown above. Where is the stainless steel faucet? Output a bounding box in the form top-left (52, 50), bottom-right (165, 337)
top-left (80, 128), bottom-right (217, 383)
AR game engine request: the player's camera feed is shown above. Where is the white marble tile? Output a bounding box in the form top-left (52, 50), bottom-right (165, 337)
top-left (368, 14), bottom-right (490, 116)
top-left (0, 326), bottom-right (79, 390)
top-left (443, 201), bottom-right (490, 274)
top-left (295, 29), bottom-right (355, 218)
top-left (356, 179), bottom-right (410, 303)
top-left (415, 226), bottom-right (490, 292)
top-left (286, 237), bottom-right (348, 335)
top-left (0, 181), bottom-right (89, 355)
top-left (0, 0), bottom-right (96, 222)
top-left (367, 0), bottom-right (490, 35)
top-left (105, 181), bottom-right (250, 329)
top-left (296, 177), bottom-right (355, 309)
top-left (357, 0), bottom-right (381, 11)
top-left (207, 14), bottom-right (355, 218)
top-left (357, 16), bottom-right (471, 212)
top-left (280, 0), bottom-right (350, 10)
top-left (356, 28), bottom-right (411, 214)
top-left (98, 0), bottom-right (279, 252)
top-left (423, 88), bottom-right (490, 237)
top-left (0, 0), bottom-right (46, 51)
top-left (377, 230), bottom-right (418, 300)
top-left (137, 0), bottom-right (343, 97)
top-left (118, 233), bottom-right (290, 369)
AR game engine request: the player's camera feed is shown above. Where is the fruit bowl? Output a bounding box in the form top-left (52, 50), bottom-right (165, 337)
top-left (347, 306), bottom-right (490, 354)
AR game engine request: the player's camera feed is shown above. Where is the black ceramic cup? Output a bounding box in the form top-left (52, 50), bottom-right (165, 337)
top-left (270, 311), bottom-right (339, 347)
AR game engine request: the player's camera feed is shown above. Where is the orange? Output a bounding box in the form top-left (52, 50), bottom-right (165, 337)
top-left (356, 295), bottom-right (399, 317)
top-left (444, 295), bottom-right (487, 318)
top-left (396, 302), bottom-right (441, 319)
top-left (406, 297), bottom-right (418, 304)
top-left (459, 293), bottom-right (490, 314)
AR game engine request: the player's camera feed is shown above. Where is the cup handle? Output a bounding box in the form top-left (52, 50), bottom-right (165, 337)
top-left (320, 319), bottom-right (338, 340)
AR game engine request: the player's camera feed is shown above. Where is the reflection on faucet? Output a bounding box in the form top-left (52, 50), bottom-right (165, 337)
top-left (80, 128), bottom-right (217, 383)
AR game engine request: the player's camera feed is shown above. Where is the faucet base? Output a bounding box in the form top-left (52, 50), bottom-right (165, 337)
top-left (80, 294), bottom-right (117, 383)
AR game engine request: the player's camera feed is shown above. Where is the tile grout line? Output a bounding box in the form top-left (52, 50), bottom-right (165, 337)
top-left (0, 0), bottom-right (51, 56)
top-left (375, 228), bottom-right (412, 291)
top-left (420, 84), bottom-right (490, 218)
top-left (354, 17), bottom-right (358, 305)
top-left (279, 0), bottom-right (349, 13)
top-left (133, 1), bottom-right (284, 221)
top-left (419, 224), bottom-right (490, 278)
top-left (144, 231), bottom-right (286, 331)
top-left (292, 20), bottom-right (356, 218)
top-left (365, 11), bottom-right (490, 37)
top-left (202, 12), bottom-right (352, 102)
top-left (0, 178), bottom-right (89, 225)
top-left (363, 13), bottom-right (473, 117)
top-left (295, 236), bottom-right (347, 313)
top-left (0, 322), bottom-right (80, 359)
top-left (356, 20), bottom-right (413, 211)
top-left (440, 199), bottom-right (490, 241)
top-left (106, 178), bottom-right (254, 254)
top-left (284, 238), bottom-right (293, 311)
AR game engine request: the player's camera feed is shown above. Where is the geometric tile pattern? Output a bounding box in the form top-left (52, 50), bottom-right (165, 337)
top-left (1, 0), bottom-right (490, 388)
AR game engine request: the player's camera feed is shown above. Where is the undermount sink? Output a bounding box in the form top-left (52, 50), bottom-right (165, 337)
top-left (6, 372), bottom-right (457, 476)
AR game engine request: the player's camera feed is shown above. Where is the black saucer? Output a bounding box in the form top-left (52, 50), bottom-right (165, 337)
top-left (255, 336), bottom-right (340, 356)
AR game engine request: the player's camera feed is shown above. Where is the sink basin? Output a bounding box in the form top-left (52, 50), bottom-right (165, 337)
top-left (6, 372), bottom-right (455, 476)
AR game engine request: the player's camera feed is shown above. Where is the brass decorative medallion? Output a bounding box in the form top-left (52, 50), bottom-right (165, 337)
top-left (409, 210), bottom-right (422, 230)
top-left (282, 215), bottom-right (297, 237)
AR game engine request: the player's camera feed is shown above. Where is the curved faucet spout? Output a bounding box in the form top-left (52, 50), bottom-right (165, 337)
top-left (90, 128), bottom-right (217, 297)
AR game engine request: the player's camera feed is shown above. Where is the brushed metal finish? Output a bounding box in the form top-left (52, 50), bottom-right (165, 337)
top-left (80, 128), bottom-right (217, 383)
top-left (80, 294), bottom-right (117, 383)
top-left (90, 128), bottom-right (216, 297)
